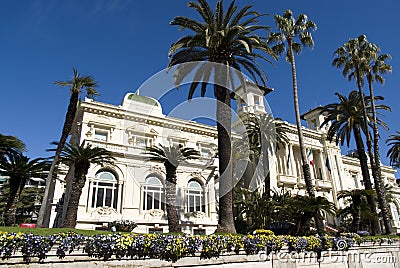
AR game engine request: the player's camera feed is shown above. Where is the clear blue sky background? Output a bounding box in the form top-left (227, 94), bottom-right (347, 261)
top-left (0, 0), bottom-right (398, 171)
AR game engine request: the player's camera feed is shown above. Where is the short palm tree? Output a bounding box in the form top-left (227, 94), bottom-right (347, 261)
top-left (0, 134), bottom-right (25, 157)
top-left (0, 151), bottom-right (48, 226)
top-left (386, 132), bottom-right (400, 168)
top-left (332, 35), bottom-right (393, 234)
top-left (146, 144), bottom-right (199, 233)
top-left (236, 113), bottom-right (288, 194)
top-left (168, 0), bottom-right (276, 233)
top-left (53, 142), bottom-right (114, 228)
top-left (38, 68), bottom-right (99, 228)
top-left (267, 10), bottom-right (317, 197)
top-left (289, 195), bottom-right (335, 235)
top-left (337, 189), bottom-right (375, 233)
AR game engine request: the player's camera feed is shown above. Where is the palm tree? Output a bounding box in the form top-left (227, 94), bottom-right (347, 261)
top-left (37, 68), bottom-right (99, 228)
top-left (53, 142), bottom-right (114, 228)
top-left (168, 0), bottom-right (275, 233)
top-left (0, 181), bottom-right (44, 224)
top-left (146, 144), bottom-right (199, 233)
top-left (365, 44), bottom-right (393, 234)
top-left (0, 134), bottom-right (25, 157)
top-left (267, 10), bottom-right (317, 197)
top-left (333, 35), bottom-right (393, 234)
top-left (337, 189), bottom-right (375, 233)
top-left (321, 90), bottom-right (389, 235)
top-left (386, 132), bottom-right (400, 168)
top-left (289, 195), bottom-right (335, 235)
top-left (236, 113), bottom-right (288, 195)
top-left (0, 151), bottom-right (48, 226)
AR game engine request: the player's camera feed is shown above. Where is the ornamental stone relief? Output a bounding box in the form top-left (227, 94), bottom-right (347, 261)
top-left (149, 166), bottom-right (164, 175)
top-left (148, 209), bottom-right (164, 218)
top-left (90, 206), bottom-right (119, 217)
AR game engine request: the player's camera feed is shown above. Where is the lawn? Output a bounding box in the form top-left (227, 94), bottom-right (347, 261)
top-left (0, 226), bottom-right (111, 236)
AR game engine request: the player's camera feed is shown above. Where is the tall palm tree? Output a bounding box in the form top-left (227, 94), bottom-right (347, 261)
top-left (337, 189), bottom-right (375, 233)
top-left (53, 142), bottom-right (114, 228)
top-left (321, 90), bottom-right (389, 235)
top-left (0, 134), bottom-right (25, 157)
top-left (386, 132), bottom-right (400, 168)
top-left (365, 44), bottom-right (393, 234)
top-left (333, 35), bottom-right (393, 234)
top-left (0, 151), bottom-right (48, 226)
top-left (168, 0), bottom-right (275, 233)
top-left (37, 68), bottom-right (99, 228)
top-left (146, 144), bottom-right (199, 233)
top-left (267, 10), bottom-right (317, 197)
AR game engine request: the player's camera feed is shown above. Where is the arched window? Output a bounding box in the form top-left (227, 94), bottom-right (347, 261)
top-left (143, 176), bottom-right (165, 210)
top-left (91, 170), bottom-right (118, 209)
top-left (187, 180), bottom-right (205, 212)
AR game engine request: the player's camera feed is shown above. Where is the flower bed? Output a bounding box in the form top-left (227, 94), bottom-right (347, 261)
top-left (0, 231), bottom-right (397, 264)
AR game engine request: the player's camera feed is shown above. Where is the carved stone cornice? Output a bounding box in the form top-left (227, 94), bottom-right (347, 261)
top-left (80, 101), bottom-right (218, 138)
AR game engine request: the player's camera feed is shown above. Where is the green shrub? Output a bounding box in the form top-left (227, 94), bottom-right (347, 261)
top-left (108, 220), bottom-right (137, 232)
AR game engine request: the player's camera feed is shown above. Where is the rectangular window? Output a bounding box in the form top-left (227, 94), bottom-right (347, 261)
top-left (149, 228), bottom-right (163, 234)
top-left (91, 188), bottom-right (97, 207)
top-left (105, 189), bottom-right (112, 207)
top-left (96, 188), bottom-right (104, 207)
top-left (136, 137), bottom-right (147, 148)
top-left (352, 174), bottom-right (359, 188)
top-left (189, 195), bottom-right (195, 212)
top-left (194, 229), bottom-right (206, 235)
top-left (200, 148), bottom-right (211, 158)
top-left (94, 131), bottom-right (108, 142)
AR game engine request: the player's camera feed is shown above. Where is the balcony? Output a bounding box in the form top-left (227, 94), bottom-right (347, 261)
top-left (278, 174), bottom-right (297, 186)
top-left (316, 180), bottom-right (332, 190)
top-left (86, 140), bottom-right (129, 153)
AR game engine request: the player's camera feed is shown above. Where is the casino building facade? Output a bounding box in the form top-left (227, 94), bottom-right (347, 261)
top-left (50, 86), bottom-right (400, 234)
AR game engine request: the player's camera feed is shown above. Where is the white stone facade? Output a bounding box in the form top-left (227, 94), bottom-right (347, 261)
top-left (50, 89), bottom-right (400, 233)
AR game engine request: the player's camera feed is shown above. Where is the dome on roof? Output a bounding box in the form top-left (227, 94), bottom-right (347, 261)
top-left (127, 94), bottom-right (160, 107)
top-left (122, 93), bottom-right (163, 116)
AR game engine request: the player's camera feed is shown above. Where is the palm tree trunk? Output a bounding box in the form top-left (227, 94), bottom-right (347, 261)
top-left (367, 77), bottom-right (393, 234)
top-left (353, 124), bottom-right (380, 235)
top-left (351, 196), bottom-right (362, 232)
top-left (215, 83), bottom-right (236, 233)
top-left (287, 38), bottom-right (323, 233)
top-left (62, 164), bottom-right (88, 228)
top-left (287, 38), bottom-right (314, 197)
top-left (165, 162), bottom-right (180, 233)
top-left (4, 187), bottom-right (21, 226)
top-left (37, 91), bottom-right (80, 228)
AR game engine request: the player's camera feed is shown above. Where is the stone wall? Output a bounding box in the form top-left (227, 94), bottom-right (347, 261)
top-left (0, 243), bottom-right (398, 268)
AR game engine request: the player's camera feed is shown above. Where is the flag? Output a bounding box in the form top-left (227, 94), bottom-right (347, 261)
top-left (325, 156), bottom-right (331, 173)
top-left (308, 148), bottom-right (314, 166)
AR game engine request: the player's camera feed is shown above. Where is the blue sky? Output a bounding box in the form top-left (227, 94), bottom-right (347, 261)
top-left (0, 0), bottom-right (398, 170)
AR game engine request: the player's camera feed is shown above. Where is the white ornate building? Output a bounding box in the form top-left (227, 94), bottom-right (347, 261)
top-left (50, 86), bottom-right (400, 234)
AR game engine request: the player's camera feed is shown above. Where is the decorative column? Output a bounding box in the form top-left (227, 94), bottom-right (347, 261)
top-left (86, 178), bottom-right (94, 212)
top-left (204, 185), bottom-right (209, 217)
top-left (289, 144), bottom-right (295, 177)
top-left (117, 180), bottom-right (123, 213)
top-left (284, 144), bottom-right (289, 175)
